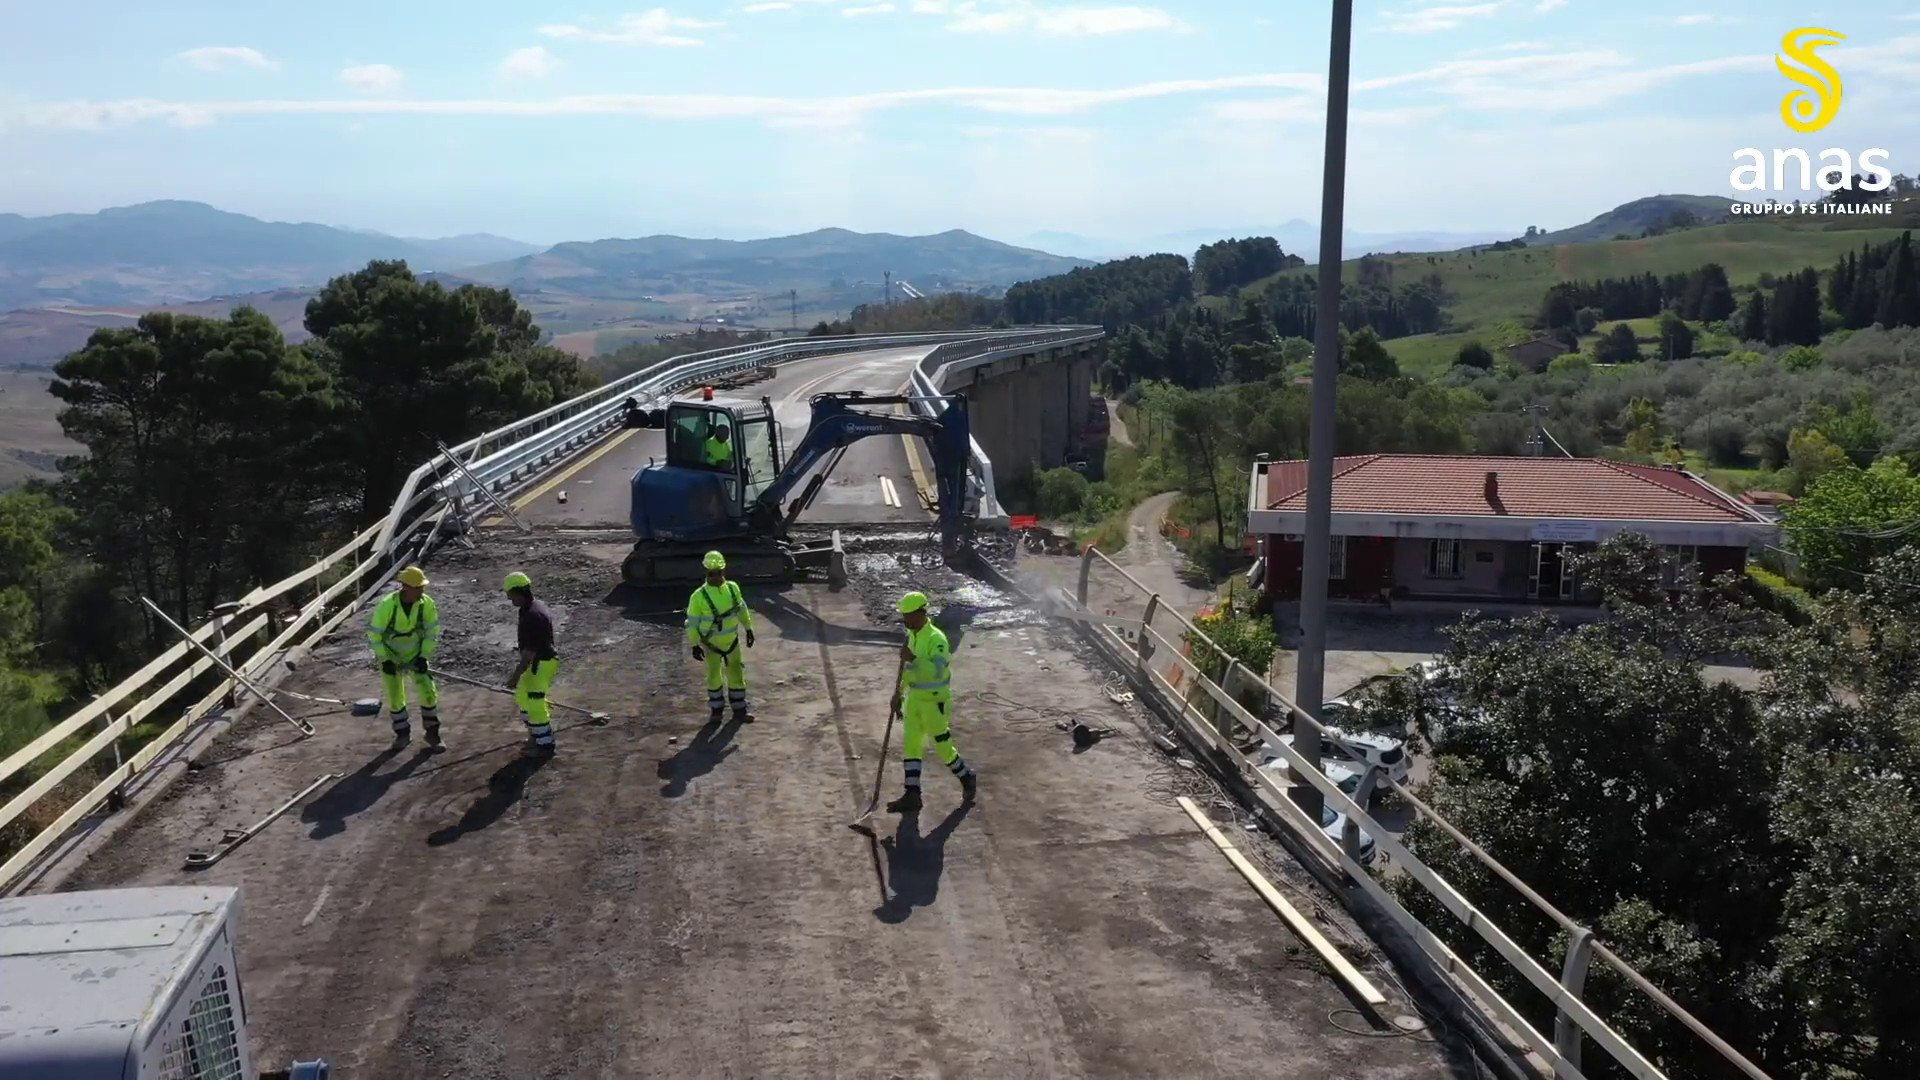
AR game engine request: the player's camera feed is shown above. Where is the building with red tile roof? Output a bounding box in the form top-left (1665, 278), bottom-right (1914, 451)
top-left (1246, 454), bottom-right (1779, 605)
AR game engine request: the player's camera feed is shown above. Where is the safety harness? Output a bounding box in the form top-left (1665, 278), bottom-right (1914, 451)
top-left (690, 580), bottom-right (747, 658)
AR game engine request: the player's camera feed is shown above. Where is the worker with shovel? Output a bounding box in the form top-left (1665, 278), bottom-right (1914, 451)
top-left (367, 565), bottom-right (443, 750)
top-left (887, 590), bottom-right (976, 814)
top-left (687, 550), bottom-right (754, 724)
top-left (504, 572), bottom-right (561, 756)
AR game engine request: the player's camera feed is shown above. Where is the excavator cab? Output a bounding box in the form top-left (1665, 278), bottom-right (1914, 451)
top-left (637, 399), bottom-right (782, 541)
top-left (663, 400), bottom-right (780, 500)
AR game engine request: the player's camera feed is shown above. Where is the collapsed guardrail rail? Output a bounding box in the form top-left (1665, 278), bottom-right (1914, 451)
top-left (1055, 544), bottom-right (1774, 1080)
top-left (0, 326), bottom-right (1096, 896)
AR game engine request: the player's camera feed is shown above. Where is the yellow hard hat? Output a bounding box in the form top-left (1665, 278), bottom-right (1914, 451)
top-left (898, 590), bottom-right (929, 614)
top-left (703, 551), bottom-right (726, 571)
top-left (396, 565), bottom-right (429, 588)
top-left (503, 571), bottom-right (532, 592)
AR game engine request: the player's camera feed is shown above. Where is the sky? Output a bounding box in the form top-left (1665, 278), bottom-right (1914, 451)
top-left (1, 1), bottom-right (1918, 250)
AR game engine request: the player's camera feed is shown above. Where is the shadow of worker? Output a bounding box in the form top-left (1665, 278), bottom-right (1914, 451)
top-left (657, 716), bottom-right (743, 797)
top-left (874, 801), bottom-right (973, 924)
top-left (426, 755), bottom-right (551, 847)
top-left (302, 745), bottom-right (431, 841)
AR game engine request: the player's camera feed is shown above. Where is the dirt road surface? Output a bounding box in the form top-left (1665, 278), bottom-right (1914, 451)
top-left (48, 529), bottom-right (1473, 1079)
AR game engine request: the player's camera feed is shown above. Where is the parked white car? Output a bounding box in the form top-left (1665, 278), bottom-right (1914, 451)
top-left (1279, 699), bottom-right (1414, 787)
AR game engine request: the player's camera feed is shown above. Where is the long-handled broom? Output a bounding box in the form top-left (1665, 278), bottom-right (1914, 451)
top-left (849, 665), bottom-right (905, 829)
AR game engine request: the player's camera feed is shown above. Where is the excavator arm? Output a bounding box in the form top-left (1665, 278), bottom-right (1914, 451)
top-left (756, 391), bottom-right (973, 547)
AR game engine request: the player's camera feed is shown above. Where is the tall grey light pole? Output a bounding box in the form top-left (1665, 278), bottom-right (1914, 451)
top-left (1292, 0), bottom-right (1355, 821)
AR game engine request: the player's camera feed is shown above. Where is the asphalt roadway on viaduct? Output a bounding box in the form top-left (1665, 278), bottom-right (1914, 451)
top-left (42, 348), bottom-right (1475, 1079)
top-left (510, 345), bottom-right (948, 529)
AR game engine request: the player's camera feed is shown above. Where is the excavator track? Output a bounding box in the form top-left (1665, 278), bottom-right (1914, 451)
top-left (622, 540), bottom-right (806, 586)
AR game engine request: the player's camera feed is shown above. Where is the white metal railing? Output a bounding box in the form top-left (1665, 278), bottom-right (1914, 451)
top-left (1059, 545), bottom-right (1774, 1080)
top-left (0, 326), bottom-right (1094, 896)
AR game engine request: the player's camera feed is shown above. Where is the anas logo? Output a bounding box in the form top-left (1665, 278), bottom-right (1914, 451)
top-left (1777, 28), bottom-right (1844, 133)
top-left (1730, 27), bottom-right (1890, 206)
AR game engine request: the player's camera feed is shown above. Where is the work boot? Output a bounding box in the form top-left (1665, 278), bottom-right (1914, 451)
top-left (391, 726), bottom-right (411, 750)
top-left (522, 736), bottom-right (555, 758)
top-left (708, 709), bottom-right (724, 726)
top-left (424, 726), bottom-right (444, 751)
top-left (732, 708), bottom-right (753, 725)
top-left (961, 773), bottom-right (977, 803)
top-left (886, 788), bottom-right (922, 814)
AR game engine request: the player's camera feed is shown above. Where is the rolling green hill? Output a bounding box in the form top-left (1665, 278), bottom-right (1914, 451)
top-left (1257, 207), bottom-right (1919, 342)
top-left (1527, 194), bottom-right (1736, 246)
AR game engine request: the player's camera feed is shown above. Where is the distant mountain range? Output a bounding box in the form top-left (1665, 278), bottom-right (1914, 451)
top-left (0, 201), bottom-right (542, 312)
top-left (455, 227), bottom-right (1090, 299)
top-left (0, 201), bottom-right (1092, 314)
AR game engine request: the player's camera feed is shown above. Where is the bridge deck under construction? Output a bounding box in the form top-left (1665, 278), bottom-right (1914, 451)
top-left (45, 527), bottom-right (1468, 1079)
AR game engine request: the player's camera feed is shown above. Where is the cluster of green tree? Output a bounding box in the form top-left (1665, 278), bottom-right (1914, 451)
top-left (588, 327), bottom-right (774, 381)
top-left (1736, 268), bottom-right (1826, 347)
top-left (1000, 254), bottom-right (1193, 331)
top-left (1826, 232), bottom-right (1920, 331)
top-left (804, 291), bottom-right (1007, 337)
top-left (1379, 533), bottom-right (1920, 1080)
top-left (1099, 300), bottom-right (1406, 393)
top-left (1259, 263), bottom-right (1445, 342)
top-left (0, 261), bottom-right (589, 774)
top-left (1542, 263), bottom-right (1735, 328)
top-left (1192, 236), bottom-right (1302, 296)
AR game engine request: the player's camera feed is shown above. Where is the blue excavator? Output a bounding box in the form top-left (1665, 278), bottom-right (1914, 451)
top-left (623, 389), bottom-right (974, 584)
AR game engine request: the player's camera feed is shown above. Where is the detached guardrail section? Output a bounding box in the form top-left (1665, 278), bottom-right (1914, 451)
top-left (1055, 546), bottom-right (1773, 1080)
top-left (908, 326), bottom-right (1106, 521)
top-left (0, 327), bottom-right (1086, 896)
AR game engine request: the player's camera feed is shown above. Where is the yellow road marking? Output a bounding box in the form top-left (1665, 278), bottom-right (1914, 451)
top-left (894, 379), bottom-right (936, 519)
top-left (483, 428), bottom-right (640, 526)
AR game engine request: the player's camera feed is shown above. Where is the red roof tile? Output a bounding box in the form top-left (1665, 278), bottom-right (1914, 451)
top-left (1261, 454), bottom-right (1758, 523)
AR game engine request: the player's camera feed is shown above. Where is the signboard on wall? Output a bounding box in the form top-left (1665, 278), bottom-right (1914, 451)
top-left (1531, 520), bottom-right (1600, 543)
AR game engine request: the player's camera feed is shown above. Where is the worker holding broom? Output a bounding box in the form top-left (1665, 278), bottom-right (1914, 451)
top-left (687, 551), bottom-right (754, 724)
top-left (367, 565), bottom-right (443, 751)
top-left (887, 591), bottom-right (975, 814)
top-left (504, 572), bottom-right (561, 756)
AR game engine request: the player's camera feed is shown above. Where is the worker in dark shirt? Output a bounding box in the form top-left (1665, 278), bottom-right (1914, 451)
top-left (503, 571), bottom-right (560, 756)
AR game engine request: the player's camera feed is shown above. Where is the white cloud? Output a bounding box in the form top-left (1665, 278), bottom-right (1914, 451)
top-left (912, 0), bottom-right (948, 10)
top-left (175, 46), bottom-right (278, 72)
top-left (1535, 0), bottom-right (1567, 11)
top-left (1668, 13), bottom-right (1741, 25)
top-left (1356, 48), bottom-right (1773, 111)
top-left (943, 3), bottom-right (1188, 35)
top-left (1382, 3), bottom-right (1504, 33)
top-left (744, 1), bottom-right (793, 10)
top-left (539, 9), bottom-right (724, 46)
top-left (1464, 40), bottom-right (1551, 55)
top-left (499, 46), bottom-right (556, 79)
top-left (962, 124), bottom-right (1096, 143)
top-left (339, 64), bottom-right (405, 95)
top-left (5, 73), bottom-right (1328, 133)
top-left (844, 2), bottom-right (895, 14)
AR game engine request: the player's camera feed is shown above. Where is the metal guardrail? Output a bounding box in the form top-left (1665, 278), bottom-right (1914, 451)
top-left (373, 328), bottom-right (1077, 555)
top-left (1059, 545), bottom-right (1773, 1080)
top-left (0, 326), bottom-right (1096, 896)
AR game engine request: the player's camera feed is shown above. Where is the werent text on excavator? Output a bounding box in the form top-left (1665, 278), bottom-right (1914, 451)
top-left (622, 389), bottom-right (974, 585)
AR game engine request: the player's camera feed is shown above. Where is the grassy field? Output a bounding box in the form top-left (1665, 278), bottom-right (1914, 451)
top-left (0, 370), bottom-right (80, 489)
top-left (1384, 319), bottom-right (1537, 377)
top-left (1270, 217), bottom-right (1916, 337)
